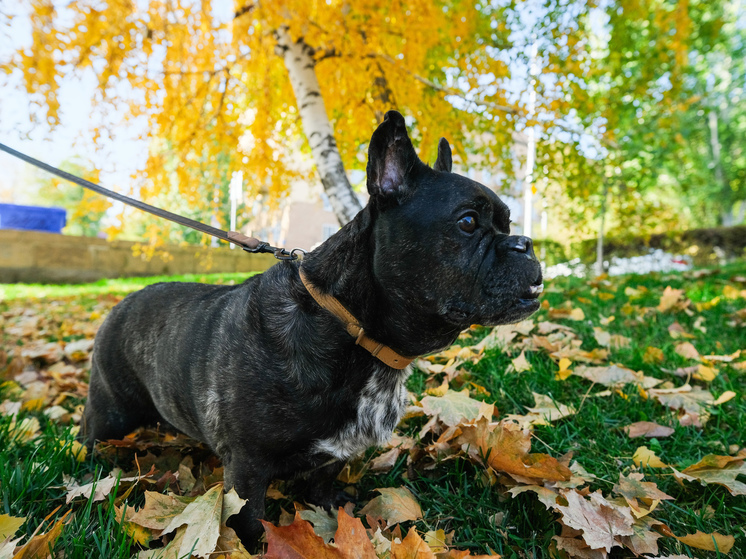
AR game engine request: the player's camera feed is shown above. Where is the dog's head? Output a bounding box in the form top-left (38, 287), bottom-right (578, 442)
top-left (366, 110), bottom-right (543, 329)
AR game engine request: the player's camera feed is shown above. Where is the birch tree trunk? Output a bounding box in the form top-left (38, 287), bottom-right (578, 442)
top-left (275, 27), bottom-right (362, 224)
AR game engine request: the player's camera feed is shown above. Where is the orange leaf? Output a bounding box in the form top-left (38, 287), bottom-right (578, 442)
top-left (334, 508), bottom-right (377, 559)
top-left (263, 514), bottom-right (344, 558)
top-left (391, 527), bottom-right (437, 559)
top-left (458, 418), bottom-right (571, 481)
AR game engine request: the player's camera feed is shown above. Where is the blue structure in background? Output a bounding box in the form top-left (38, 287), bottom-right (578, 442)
top-left (0, 203), bottom-right (67, 233)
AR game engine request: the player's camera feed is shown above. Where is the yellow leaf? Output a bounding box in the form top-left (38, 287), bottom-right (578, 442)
top-left (643, 346), bottom-right (664, 364)
top-left (633, 446), bottom-right (667, 468)
top-left (0, 513), bottom-right (25, 540)
top-left (511, 350), bottom-right (532, 373)
top-left (569, 308), bottom-right (585, 321)
top-left (713, 391), bottom-right (736, 406)
top-left (675, 530), bottom-right (734, 553)
top-left (693, 365), bottom-right (718, 382)
top-left (597, 292), bottom-right (615, 300)
top-left (556, 358), bottom-right (573, 381)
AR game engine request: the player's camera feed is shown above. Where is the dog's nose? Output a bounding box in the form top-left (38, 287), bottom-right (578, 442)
top-left (508, 235), bottom-right (533, 254)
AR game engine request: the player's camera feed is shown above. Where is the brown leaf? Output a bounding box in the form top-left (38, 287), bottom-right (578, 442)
top-left (622, 422), bottom-right (674, 439)
top-left (505, 392), bottom-right (575, 428)
top-left (358, 487), bottom-right (423, 526)
top-left (613, 472), bottom-right (673, 513)
top-left (263, 514), bottom-right (344, 558)
top-left (620, 516), bottom-right (665, 555)
top-left (648, 384), bottom-right (714, 427)
top-left (334, 508), bottom-right (378, 559)
top-left (676, 451), bottom-right (746, 496)
top-left (674, 530), bottom-right (735, 553)
top-left (371, 447), bottom-right (402, 472)
top-left (13, 510), bottom-right (71, 559)
top-left (458, 418), bottom-right (571, 482)
top-left (657, 286), bottom-right (685, 312)
top-left (554, 490), bottom-right (634, 552)
top-left (391, 527), bottom-right (437, 559)
top-left (574, 365), bottom-right (661, 389)
top-left (674, 342), bottom-right (700, 360)
top-left (124, 491), bottom-right (193, 530)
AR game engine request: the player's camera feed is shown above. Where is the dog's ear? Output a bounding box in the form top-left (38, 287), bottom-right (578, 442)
top-left (366, 110), bottom-right (419, 198)
top-left (433, 137), bottom-right (452, 173)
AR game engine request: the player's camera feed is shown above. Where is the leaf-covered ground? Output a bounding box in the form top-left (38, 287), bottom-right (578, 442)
top-left (1, 264), bottom-right (745, 558)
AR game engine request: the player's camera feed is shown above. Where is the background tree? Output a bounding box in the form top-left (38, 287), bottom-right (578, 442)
top-left (32, 159), bottom-right (112, 237)
top-left (4, 0), bottom-right (518, 232)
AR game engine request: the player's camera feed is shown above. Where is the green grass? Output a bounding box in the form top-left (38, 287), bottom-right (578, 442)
top-left (1, 263), bottom-right (745, 557)
top-left (0, 272), bottom-right (258, 301)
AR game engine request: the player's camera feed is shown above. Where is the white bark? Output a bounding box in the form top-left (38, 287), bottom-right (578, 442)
top-left (275, 27), bottom-right (362, 225)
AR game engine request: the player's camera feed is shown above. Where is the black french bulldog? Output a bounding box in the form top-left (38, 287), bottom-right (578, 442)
top-left (82, 110), bottom-right (542, 546)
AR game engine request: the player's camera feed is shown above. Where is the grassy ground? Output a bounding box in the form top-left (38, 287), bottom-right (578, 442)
top-left (1, 263), bottom-right (745, 557)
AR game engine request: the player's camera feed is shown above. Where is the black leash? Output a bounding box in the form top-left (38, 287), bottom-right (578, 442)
top-left (0, 142), bottom-right (303, 260)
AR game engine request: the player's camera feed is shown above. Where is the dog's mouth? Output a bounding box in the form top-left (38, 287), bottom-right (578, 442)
top-left (518, 273), bottom-right (544, 304)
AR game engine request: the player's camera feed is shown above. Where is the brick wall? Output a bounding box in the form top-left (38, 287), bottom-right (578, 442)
top-left (0, 229), bottom-right (276, 284)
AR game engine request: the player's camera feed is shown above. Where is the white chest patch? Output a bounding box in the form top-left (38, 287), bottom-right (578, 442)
top-left (313, 366), bottom-right (411, 460)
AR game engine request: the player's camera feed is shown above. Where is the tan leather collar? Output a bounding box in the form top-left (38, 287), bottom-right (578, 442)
top-left (298, 267), bottom-right (414, 370)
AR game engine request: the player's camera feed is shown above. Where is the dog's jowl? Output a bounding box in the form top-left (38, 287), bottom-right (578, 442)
top-left (81, 111), bottom-right (543, 546)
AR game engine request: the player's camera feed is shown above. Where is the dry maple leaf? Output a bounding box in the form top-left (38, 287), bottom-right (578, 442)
top-left (420, 389), bottom-right (494, 428)
top-left (359, 487), bottom-right (423, 526)
top-left (554, 489), bottom-right (635, 552)
top-left (263, 514), bottom-right (345, 559)
top-left (648, 384), bottom-right (713, 427)
top-left (458, 417), bottom-right (571, 482)
top-left (573, 365), bottom-right (661, 389)
top-left (632, 446), bottom-right (668, 468)
top-left (657, 286), bottom-right (685, 312)
top-left (672, 450), bottom-right (746, 496)
top-left (622, 421), bottom-right (674, 439)
top-left (505, 392), bottom-right (576, 428)
top-left (674, 342), bottom-right (700, 360)
top-left (64, 466), bottom-right (154, 504)
top-left (612, 472), bottom-right (673, 515)
top-left (0, 513), bottom-right (25, 540)
top-left (674, 530), bottom-right (735, 553)
top-left (12, 510), bottom-right (71, 559)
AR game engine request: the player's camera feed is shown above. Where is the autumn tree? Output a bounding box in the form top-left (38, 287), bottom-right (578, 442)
top-left (4, 0), bottom-right (521, 237)
top-left (31, 158), bottom-right (112, 237)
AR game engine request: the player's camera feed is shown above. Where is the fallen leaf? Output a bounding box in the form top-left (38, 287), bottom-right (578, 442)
top-left (420, 389), bottom-right (493, 428)
top-left (648, 384), bottom-right (714, 427)
top-left (674, 530), bottom-right (734, 553)
top-left (299, 505), bottom-right (338, 543)
top-left (613, 472), bottom-right (673, 515)
top-left (391, 527), bottom-right (437, 559)
top-left (510, 350), bottom-right (532, 373)
top-left (622, 422), bottom-right (674, 439)
top-left (643, 347), bottom-right (665, 364)
top-left (263, 514), bottom-right (344, 559)
top-left (574, 365), bottom-right (661, 389)
top-left (505, 392), bottom-right (575, 428)
top-left (556, 358), bottom-right (573, 381)
top-left (124, 491), bottom-right (193, 530)
top-left (0, 514), bottom-right (25, 540)
top-left (554, 489), bottom-right (634, 552)
top-left (334, 507), bottom-right (377, 559)
top-left (371, 447), bottom-right (401, 472)
top-left (359, 487), bottom-right (423, 526)
top-left (633, 446), bottom-right (668, 468)
top-left (674, 342), bottom-right (700, 360)
top-left (657, 287), bottom-right (685, 312)
top-left (458, 418), bottom-right (571, 482)
top-left (675, 451), bottom-right (746, 496)
top-left (667, 322), bottom-right (694, 339)
top-left (12, 510), bottom-right (71, 559)
top-left (64, 467), bottom-right (152, 504)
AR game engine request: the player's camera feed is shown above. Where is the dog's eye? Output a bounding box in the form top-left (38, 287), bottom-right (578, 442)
top-left (458, 214), bottom-right (478, 233)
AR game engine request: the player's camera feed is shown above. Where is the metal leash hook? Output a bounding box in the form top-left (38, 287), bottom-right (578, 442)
top-left (273, 248), bottom-right (307, 261)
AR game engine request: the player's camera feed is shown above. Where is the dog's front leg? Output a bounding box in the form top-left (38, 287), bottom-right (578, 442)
top-left (300, 459), bottom-right (350, 509)
top-left (223, 450), bottom-right (271, 548)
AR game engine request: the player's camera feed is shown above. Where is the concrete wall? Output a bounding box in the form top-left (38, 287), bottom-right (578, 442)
top-left (0, 229), bottom-right (277, 284)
